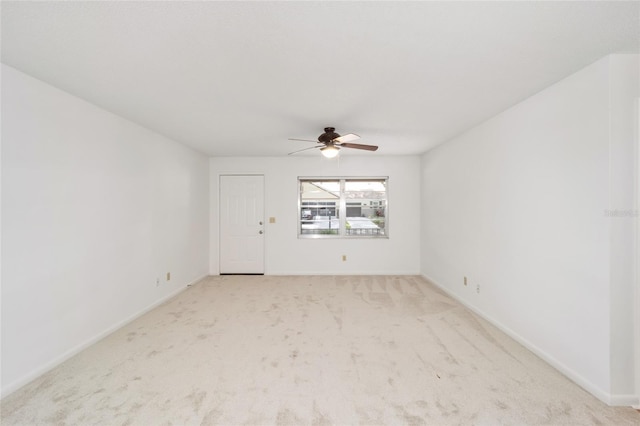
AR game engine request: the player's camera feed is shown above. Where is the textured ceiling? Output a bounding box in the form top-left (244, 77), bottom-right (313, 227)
top-left (2, 1), bottom-right (639, 157)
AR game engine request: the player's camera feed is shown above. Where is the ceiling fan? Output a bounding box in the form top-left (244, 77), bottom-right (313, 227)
top-left (288, 127), bottom-right (378, 158)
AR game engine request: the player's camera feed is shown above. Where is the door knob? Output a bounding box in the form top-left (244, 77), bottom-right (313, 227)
top-left (259, 221), bottom-right (263, 225)
top-left (259, 230), bottom-right (263, 234)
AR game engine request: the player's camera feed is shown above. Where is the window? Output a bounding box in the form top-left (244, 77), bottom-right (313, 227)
top-left (299, 178), bottom-right (387, 238)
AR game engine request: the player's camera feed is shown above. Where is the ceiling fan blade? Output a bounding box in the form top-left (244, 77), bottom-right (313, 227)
top-left (288, 145), bottom-right (323, 155)
top-left (288, 138), bottom-right (319, 143)
top-left (333, 133), bottom-right (360, 143)
top-left (338, 142), bottom-right (378, 151)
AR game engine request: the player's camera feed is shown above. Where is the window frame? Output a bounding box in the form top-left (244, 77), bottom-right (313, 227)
top-left (298, 177), bottom-right (389, 239)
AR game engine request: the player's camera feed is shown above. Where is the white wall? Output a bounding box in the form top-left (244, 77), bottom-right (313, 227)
top-left (210, 156), bottom-right (421, 275)
top-left (608, 55), bottom-right (638, 397)
top-left (420, 54), bottom-right (639, 405)
top-left (1, 65), bottom-right (210, 396)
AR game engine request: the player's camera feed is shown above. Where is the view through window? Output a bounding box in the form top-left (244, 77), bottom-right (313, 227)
top-left (299, 178), bottom-right (387, 238)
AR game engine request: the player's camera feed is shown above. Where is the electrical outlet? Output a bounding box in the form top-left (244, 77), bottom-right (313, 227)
top-left (342, 255), bottom-right (347, 261)
top-left (464, 276), bottom-right (467, 286)
top-left (166, 272), bottom-right (171, 281)
top-left (476, 284), bottom-right (480, 294)
top-left (269, 217), bottom-right (276, 224)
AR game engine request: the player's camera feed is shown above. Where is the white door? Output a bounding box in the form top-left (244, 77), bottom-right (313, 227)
top-left (219, 175), bottom-right (265, 274)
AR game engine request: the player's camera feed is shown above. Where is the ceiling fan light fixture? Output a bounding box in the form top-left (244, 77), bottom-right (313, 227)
top-left (321, 145), bottom-right (340, 158)
top-left (289, 127), bottom-right (376, 156)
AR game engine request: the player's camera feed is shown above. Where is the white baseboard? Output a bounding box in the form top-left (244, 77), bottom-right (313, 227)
top-left (420, 273), bottom-right (639, 408)
top-left (265, 271), bottom-right (422, 276)
top-left (1, 274), bottom-right (209, 399)
top-left (610, 394), bottom-right (640, 407)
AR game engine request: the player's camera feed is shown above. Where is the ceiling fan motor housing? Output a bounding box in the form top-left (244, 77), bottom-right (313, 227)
top-left (319, 127), bottom-right (340, 143)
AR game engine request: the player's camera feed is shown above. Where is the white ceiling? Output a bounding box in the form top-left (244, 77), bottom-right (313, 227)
top-left (2, 1), bottom-right (638, 157)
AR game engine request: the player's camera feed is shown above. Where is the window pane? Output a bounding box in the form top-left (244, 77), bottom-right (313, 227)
top-left (300, 180), bottom-right (339, 235)
top-left (344, 179), bottom-right (386, 236)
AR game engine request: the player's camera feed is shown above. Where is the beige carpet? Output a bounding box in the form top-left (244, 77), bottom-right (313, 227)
top-left (1, 275), bottom-right (638, 425)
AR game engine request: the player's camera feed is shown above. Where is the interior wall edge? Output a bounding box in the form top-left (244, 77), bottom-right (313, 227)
top-left (419, 273), bottom-right (639, 407)
top-left (635, 97), bottom-right (640, 409)
top-left (0, 274), bottom-right (209, 400)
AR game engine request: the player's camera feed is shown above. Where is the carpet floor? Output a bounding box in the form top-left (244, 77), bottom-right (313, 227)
top-left (1, 275), bottom-right (638, 425)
